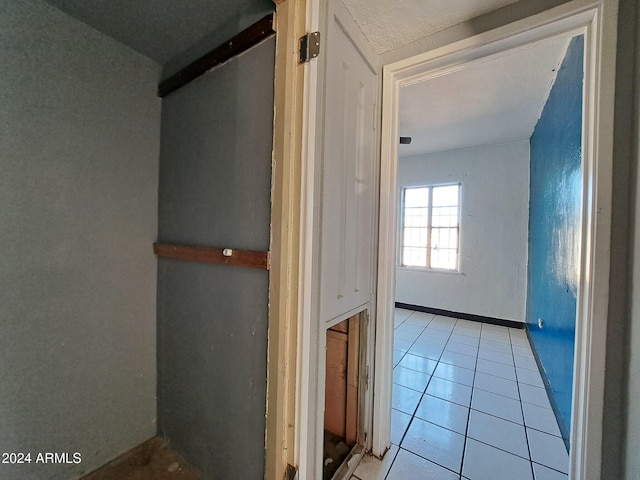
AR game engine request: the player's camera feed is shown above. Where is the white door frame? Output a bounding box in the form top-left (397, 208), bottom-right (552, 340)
top-left (374, 1), bottom-right (618, 478)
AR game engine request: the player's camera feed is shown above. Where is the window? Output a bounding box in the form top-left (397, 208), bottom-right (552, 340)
top-left (401, 183), bottom-right (460, 270)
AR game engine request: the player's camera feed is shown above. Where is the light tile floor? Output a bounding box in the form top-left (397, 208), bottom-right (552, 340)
top-left (350, 309), bottom-right (569, 480)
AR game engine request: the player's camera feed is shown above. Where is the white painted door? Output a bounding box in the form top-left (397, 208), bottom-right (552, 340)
top-left (319, 4), bottom-right (377, 325)
top-left (296, 1), bottom-right (380, 478)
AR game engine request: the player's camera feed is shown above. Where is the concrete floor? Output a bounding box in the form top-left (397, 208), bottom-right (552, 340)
top-left (81, 437), bottom-right (202, 480)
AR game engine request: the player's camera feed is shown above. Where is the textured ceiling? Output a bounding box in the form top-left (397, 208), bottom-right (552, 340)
top-left (343, 0), bottom-right (521, 54)
top-left (44, 0), bottom-right (571, 157)
top-left (399, 35), bottom-right (571, 157)
top-left (43, 0), bottom-right (273, 64)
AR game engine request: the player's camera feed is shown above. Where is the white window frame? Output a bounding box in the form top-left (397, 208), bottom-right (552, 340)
top-left (399, 183), bottom-right (461, 271)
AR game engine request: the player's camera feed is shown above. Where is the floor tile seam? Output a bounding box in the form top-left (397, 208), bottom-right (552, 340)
top-left (392, 371), bottom-right (435, 457)
top-left (525, 426), bottom-right (569, 475)
top-left (519, 397), bottom-right (553, 410)
top-left (396, 323), bottom-right (429, 333)
top-left (392, 381), bottom-right (430, 394)
top-left (476, 354), bottom-right (516, 367)
top-left (394, 362), bottom-right (434, 376)
top-left (531, 460), bottom-right (569, 476)
top-left (471, 384), bottom-right (519, 403)
top-left (477, 343), bottom-right (514, 354)
top-left (405, 349), bottom-right (443, 363)
top-left (404, 327), bottom-right (456, 364)
top-left (452, 326), bottom-right (482, 333)
top-left (517, 379), bottom-right (546, 389)
top-left (479, 336), bottom-right (512, 345)
top-left (514, 370), bottom-right (538, 480)
top-left (474, 365), bottom-right (517, 381)
top-left (474, 368), bottom-right (519, 385)
top-left (515, 363), bottom-right (540, 373)
top-left (468, 400), bottom-right (524, 425)
top-left (397, 332), bottom-right (459, 442)
top-left (524, 422), bottom-right (564, 439)
top-left (444, 341), bottom-right (480, 352)
top-left (378, 444), bottom-right (401, 480)
top-left (394, 330), bottom-right (424, 340)
top-left (448, 337), bottom-right (481, 347)
top-left (432, 372), bottom-right (474, 387)
top-left (441, 348), bottom-right (478, 361)
top-left (464, 434), bottom-right (533, 463)
top-left (396, 445), bottom-right (463, 478)
top-left (412, 403), bottom-right (470, 430)
top-left (458, 364), bottom-right (478, 478)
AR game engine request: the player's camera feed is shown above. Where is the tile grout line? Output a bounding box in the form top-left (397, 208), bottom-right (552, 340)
top-left (510, 327), bottom-right (537, 480)
top-left (386, 310), bottom-right (435, 480)
top-left (458, 317), bottom-right (480, 478)
top-left (388, 311), bottom-right (567, 480)
top-left (391, 315), bottom-right (466, 478)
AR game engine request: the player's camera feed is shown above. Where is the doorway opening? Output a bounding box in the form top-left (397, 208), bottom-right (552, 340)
top-left (323, 311), bottom-right (368, 479)
top-left (373, 3), bottom-right (617, 479)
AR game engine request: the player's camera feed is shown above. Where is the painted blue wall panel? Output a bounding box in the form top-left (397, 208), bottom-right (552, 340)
top-left (527, 35), bottom-right (584, 435)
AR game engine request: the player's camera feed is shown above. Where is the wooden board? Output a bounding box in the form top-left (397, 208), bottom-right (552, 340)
top-left (154, 243), bottom-right (269, 270)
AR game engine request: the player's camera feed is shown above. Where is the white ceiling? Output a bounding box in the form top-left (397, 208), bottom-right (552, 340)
top-left (342, 0), bottom-right (520, 54)
top-left (398, 35), bottom-right (571, 157)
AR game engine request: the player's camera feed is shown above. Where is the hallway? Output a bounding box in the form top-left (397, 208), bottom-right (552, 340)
top-left (350, 309), bottom-right (569, 480)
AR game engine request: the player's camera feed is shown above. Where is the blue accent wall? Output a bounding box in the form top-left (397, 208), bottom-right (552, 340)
top-left (526, 35), bottom-right (584, 435)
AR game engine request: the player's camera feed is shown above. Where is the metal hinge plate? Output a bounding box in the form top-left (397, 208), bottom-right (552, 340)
top-left (300, 32), bottom-right (321, 63)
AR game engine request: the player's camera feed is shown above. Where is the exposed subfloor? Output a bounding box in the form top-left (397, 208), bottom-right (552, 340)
top-left (81, 436), bottom-right (202, 480)
top-left (350, 308), bottom-right (569, 480)
top-left (324, 430), bottom-right (352, 480)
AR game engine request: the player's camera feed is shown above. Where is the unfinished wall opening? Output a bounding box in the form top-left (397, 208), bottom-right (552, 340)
top-left (323, 311), bottom-right (367, 479)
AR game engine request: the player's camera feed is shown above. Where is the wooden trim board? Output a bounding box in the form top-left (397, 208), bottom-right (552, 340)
top-left (158, 14), bottom-right (275, 97)
top-left (265, 0), bottom-right (307, 478)
top-left (153, 243), bottom-right (269, 270)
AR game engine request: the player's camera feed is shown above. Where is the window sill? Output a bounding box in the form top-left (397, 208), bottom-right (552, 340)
top-left (397, 266), bottom-right (464, 276)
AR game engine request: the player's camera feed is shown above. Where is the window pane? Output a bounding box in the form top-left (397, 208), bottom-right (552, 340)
top-left (430, 248), bottom-right (457, 269)
top-left (432, 206), bottom-right (458, 227)
top-left (404, 207), bottom-right (429, 227)
top-left (400, 184), bottom-right (460, 271)
top-left (403, 227), bottom-right (427, 247)
top-left (432, 184), bottom-right (459, 207)
top-left (403, 247), bottom-right (427, 267)
top-left (404, 187), bottom-right (429, 207)
top-left (431, 227), bottom-right (458, 250)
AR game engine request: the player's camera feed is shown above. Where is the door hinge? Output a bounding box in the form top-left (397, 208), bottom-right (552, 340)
top-left (299, 32), bottom-right (321, 63)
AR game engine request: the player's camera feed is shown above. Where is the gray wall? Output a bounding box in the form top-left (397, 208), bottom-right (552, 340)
top-left (161, 0), bottom-right (273, 79)
top-left (0, 1), bottom-right (161, 479)
top-left (623, 0), bottom-right (640, 476)
top-left (157, 38), bottom-right (275, 480)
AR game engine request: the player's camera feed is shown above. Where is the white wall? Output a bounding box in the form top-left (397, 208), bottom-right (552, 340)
top-left (0, 1), bottom-right (161, 478)
top-left (395, 141), bottom-right (530, 321)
